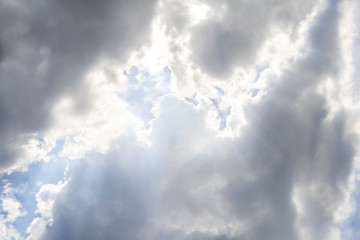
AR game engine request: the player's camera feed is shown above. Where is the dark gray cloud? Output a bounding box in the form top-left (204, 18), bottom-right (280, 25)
top-left (218, 1), bottom-right (353, 239)
top-left (0, 0), bottom-right (157, 170)
top-left (190, 0), bottom-right (314, 78)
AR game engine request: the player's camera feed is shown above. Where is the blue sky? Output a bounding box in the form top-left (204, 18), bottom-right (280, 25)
top-left (0, 0), bottom-right (359, 239)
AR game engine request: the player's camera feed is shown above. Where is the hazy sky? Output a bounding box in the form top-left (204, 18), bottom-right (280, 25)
top-left (0, 0), bottom-right (359, 239)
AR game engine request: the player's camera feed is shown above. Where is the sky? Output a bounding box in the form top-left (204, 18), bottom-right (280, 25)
top-left (0, 0), bottom-right (359, 239)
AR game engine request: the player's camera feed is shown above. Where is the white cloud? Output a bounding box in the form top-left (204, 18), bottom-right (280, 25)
top-left (0, 218), bottom-right (23, 240)
top-left (0, 181), bottom-right (26, 240)
top-left (1, 181), bottom-right (27, 223)
top-left (26, 181), bottom-right (66, 240)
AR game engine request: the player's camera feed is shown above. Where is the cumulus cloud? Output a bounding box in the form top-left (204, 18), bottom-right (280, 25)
top-left (26, 182), bottom-right (66, 240)
top-left (0, 0), bottom-right (359, 239)
top-left (0, 0), bottom-right (157, 171)
top-left (190, 0), bottom-right (312, 77)
top-left (0, 181), bottom-right (27, 240)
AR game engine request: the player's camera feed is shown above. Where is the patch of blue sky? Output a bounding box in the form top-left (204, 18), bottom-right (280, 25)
top-left (341, 173), bottom-right (360, 239)
top-left (163, 66), bottom-right (172, 84)
top-left (249, 88), bottom-right (260, 98)
top-left (1, 140), bottom-right (68, 238)
top-left (210, 98), bottom-right (231, 130)
top-left (126, 66), bottom-right (140, 85)
top-left (123, 66), bottom-right (165, 128)
top-left (185, 97), bottom-right (199, 106)
top-left (253, 62), bottom-right (270, 83)
top-left (214, 86), bottom-right (225, 96)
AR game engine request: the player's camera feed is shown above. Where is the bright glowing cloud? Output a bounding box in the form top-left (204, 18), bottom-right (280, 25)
top-left (0, 0), bottom-right (359, 239)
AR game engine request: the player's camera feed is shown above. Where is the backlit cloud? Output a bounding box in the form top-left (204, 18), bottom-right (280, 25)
top-left (0, 0), bottom-right (359, 239)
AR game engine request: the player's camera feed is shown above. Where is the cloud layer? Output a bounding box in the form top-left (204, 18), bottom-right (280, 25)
top-left (0, 0), bottom-right (156, 170)
top-left (0, 0), bottom-right (359, 239)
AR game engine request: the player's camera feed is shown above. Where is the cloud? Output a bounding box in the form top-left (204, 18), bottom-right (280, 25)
top-left (26, 182), bottom-right (66, 240)
top-left (37, 97), bottom-right (220, 240)
top-left (1, 181), bottom-right (27, 223)
top-left (38, 57), bottom-right (356, 240)
top-left (161, 0), bottom-right (316, 80)
top-left (0, 0), bottom-right (157, 171)
top-left (0, 0), bottom-right (359, 239)
top-left (0, 181), bottom-right (27, 240)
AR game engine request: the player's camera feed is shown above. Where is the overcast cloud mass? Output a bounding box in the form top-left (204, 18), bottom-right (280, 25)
top-left (0, 0), bottom-right (359, 239)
